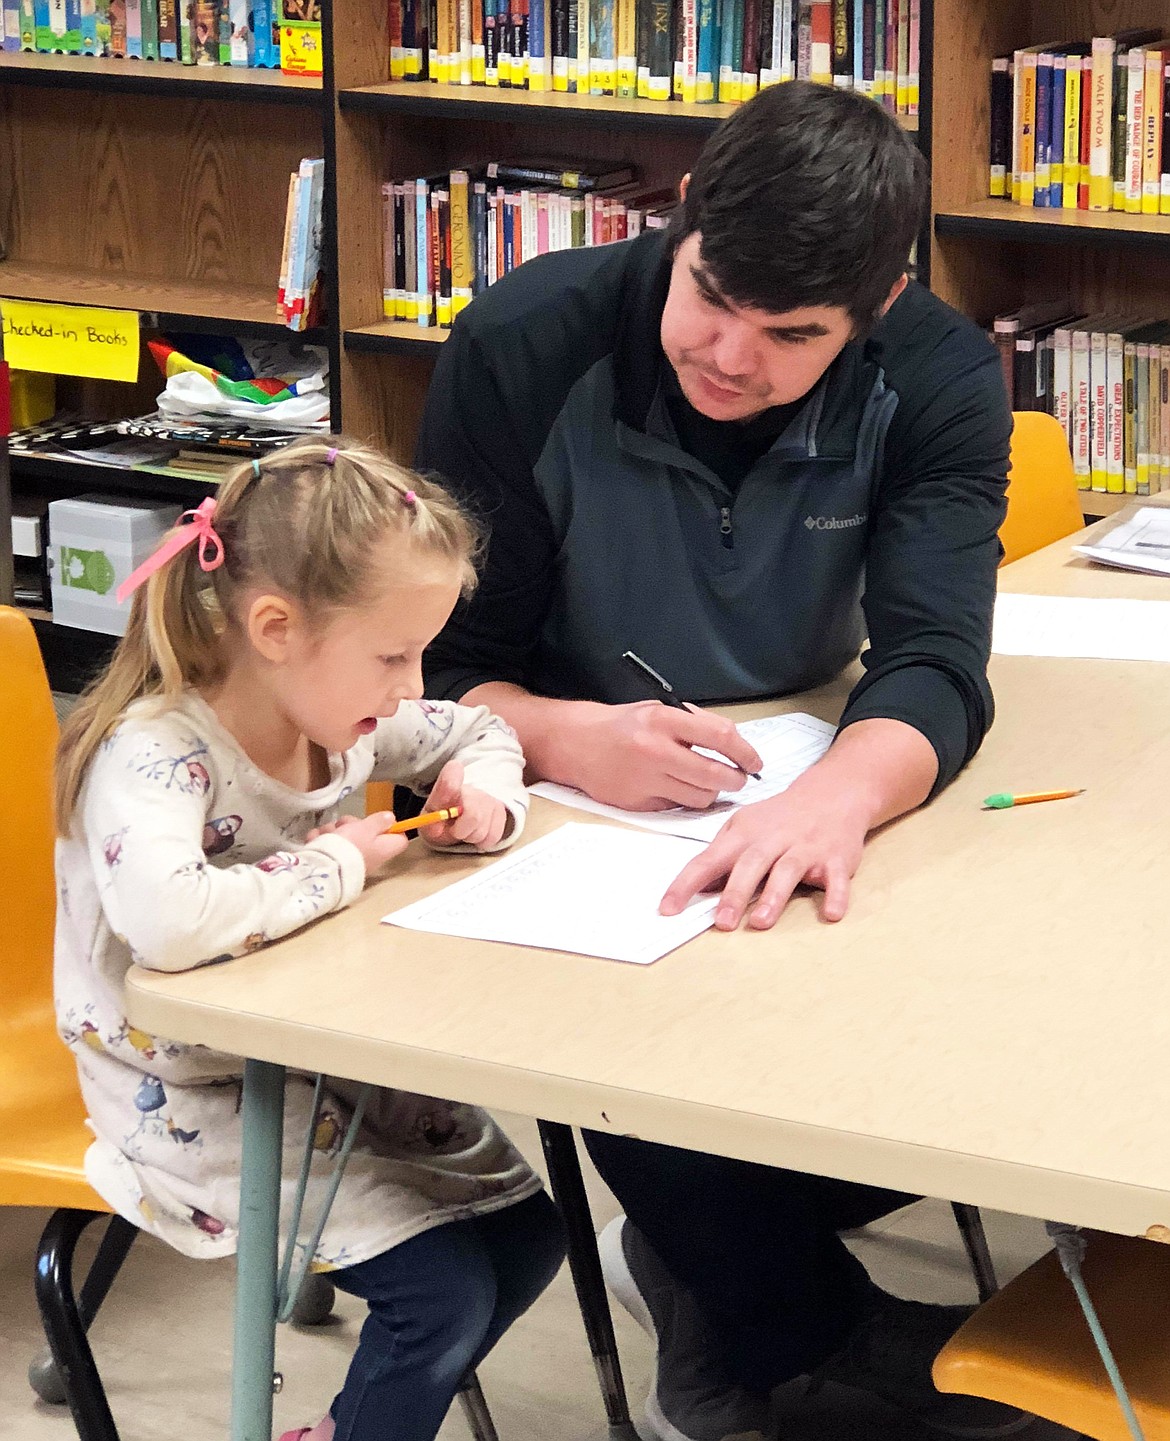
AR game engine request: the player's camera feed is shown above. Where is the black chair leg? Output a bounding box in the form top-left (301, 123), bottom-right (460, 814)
top-left (951, 1202), bottom-right (998, 1303)
top-left (34, 1208), bottom-right (137, 1441)
top-left (456, 1370), bottom-right (499, 1441)
top-left (538, 1120), bottom-right (638, 1438)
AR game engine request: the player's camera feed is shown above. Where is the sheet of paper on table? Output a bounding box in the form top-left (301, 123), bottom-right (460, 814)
top-left (992, 592), bottom-right (1170, 663)
top-left (1073, 506), bottom-right (1170, 576)
top-left (382, 823), bottom-right (716, 965)
top-left (529, 712), bottom-right (837, 843)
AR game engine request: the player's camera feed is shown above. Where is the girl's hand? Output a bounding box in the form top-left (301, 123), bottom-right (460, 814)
top-left (421, 761), bottom-right (510, 850)
top-left (306, 811), bottom-right (409, 873)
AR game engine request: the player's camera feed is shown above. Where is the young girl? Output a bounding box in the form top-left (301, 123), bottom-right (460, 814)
top-left (53, 438), bottom-right (565, 1441)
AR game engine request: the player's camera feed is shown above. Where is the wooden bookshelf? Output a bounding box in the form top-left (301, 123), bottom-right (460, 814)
top-left (0, 52), bottom-right (322, 103)
top-left (0, 260), bottom-right (316, 337)
top-left (935, 201), bottom-right (1170, 250)
top-left (345, 320), bottom-right (449, 354)
top-left (338, 82), bottom-right (918, 133)
top-left (0, 58), bottom-right (329, 685)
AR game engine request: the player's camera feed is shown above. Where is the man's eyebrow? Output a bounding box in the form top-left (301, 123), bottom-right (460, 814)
top-left (689, 265), bottom-right (831, 336)
top-left (765, 321), bottom-right (831, 338)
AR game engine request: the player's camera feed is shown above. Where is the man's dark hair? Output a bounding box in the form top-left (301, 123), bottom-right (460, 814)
top-left (671, 80), bottom-right (928, 331)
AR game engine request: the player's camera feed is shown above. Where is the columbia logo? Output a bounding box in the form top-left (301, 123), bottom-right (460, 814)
top-left (804, 513), bottom-right (867, 531)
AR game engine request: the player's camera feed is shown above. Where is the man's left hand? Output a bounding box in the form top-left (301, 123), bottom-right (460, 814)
top-left (658, 718), bottom-right (940, 930)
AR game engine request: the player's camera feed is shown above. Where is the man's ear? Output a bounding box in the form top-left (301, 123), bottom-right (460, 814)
top-left (246, 593), bottom-right (301, 665)
top-left (878, 273), bottom-right (909, 318)
top-left (679, 172), bottom-right (691, 202)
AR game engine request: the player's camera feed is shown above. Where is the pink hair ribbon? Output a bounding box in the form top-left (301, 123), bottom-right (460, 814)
top-left (116, 497), bottom-right (225, 605)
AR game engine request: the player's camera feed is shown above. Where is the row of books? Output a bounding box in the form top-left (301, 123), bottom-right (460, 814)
top-left (0, 0), bottom-right (320, 72)
top-left (278, 158), bottom-right (326, 330)
top-left (989, 30), bottom-right (1170, 212)
top-left (381, 162), bottom-right (672, 327)
top-left (995, 302), bottom-right (1170, 495)
top-left (388, 0), bottom-right (920, 110)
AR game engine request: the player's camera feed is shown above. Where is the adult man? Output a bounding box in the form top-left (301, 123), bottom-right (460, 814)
top-left (418, 81), bottom-right (1015, 1441)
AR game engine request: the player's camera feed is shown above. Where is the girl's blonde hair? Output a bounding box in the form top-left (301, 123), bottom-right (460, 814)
top-left (56, 436), bottom-right (480, 833)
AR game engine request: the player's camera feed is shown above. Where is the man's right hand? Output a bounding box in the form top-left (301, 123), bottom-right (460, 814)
top-left (561, 700), bottom-right (764, 811)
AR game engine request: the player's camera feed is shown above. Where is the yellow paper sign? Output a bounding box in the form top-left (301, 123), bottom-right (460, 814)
top-left (1, 300), bottom-right (140, 382)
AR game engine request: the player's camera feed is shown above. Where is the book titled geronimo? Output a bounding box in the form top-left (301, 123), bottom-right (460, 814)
top-left (484, 157), bottom-right (635, 189)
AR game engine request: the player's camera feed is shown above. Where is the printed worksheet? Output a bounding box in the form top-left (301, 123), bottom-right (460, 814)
top-left (530, 712), bottom-right (836, 843)
top-left (1073, 506), bottom-right (1170, 576)
top-left (383, 823), bottom-right (716, 965)
top-left (992, 592), bottom-right (1170, 662)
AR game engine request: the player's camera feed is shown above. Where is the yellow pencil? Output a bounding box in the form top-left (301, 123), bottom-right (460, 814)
top-left (385, 806), bottom-right (462, 834)
top-left (983, 789), bottom-right (1084, 810)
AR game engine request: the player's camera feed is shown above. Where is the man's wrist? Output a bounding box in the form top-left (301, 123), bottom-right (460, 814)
top-left (459, 681), bottom-right (609, 787)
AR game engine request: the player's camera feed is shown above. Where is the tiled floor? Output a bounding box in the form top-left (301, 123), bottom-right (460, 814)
top-left (0, 1113), bottom-right (1080, 1441)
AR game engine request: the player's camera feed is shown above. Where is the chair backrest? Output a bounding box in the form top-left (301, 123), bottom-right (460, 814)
top-left (0, 608), bottom-right (60, 1025)
top-left (999, 411), bottom-right (1084, 567)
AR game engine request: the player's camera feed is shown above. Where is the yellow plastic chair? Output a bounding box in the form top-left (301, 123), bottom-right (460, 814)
top-left (999, 411), bottom-right (1085, 567)
top-left (0, 605), bottom-right (140, 1439)
top-left (934, 1230), bottom-right (1170, 1440)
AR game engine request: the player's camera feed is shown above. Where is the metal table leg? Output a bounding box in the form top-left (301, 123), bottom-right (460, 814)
top-left (232, 1059), bottom-right (286, 1441)
top-left (538, 1120), bottom-right (640, 1440)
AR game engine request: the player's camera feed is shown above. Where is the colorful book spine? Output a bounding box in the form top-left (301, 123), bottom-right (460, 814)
top-left (1034, 53), bottom-right (1052, 205)
top-left (472, 0), bottom-right (486, 80)
top-left (680, 0), bottom-right (697, 100)
top-left (1062, 54), bottom-right (1081, 207)
top-left (1079, 54), bottom-right (1093, 208)
top-left (808, 0), bottom-right (828, 85)
top-left (574, 0), bottom-right (588, 90)
top-left (589, 0), bottom-right (614, 93)
top-left (1106, 324), bottom-right (1126, 494)
top-left (1162, 60), bottom-right (1170, 214)
top-left (620, 0), bottom-right (640, 95)
top-left (989, 56), bottom-right (1011, 195)
top-left (416, 180), bottom-right (432, 324)
top-left (2, 0), bottom-right (20, 48)
top-left (277, 171), bottom-right (300, 321)
top-left (1088, 37), bottom-right (1115, 211)
top-left (1142, 48), bottom-right (1165, 214)
top-left (648, 0), bottom-right (671, 99)
top-left (1072, 326), bottom-right (1091, 489)
top-left (1016, 49), bottom-right (1038, 206)
top-left (1090, 326), bottom-right (1108, 491)
top-left (124, 0), bottom-right (140, 53)
top-left (739, 0), bottom-right (756, 97)
top-left (251, 0), bottom-right (274, 63)
top-left (140, 0), bottom-right (160, 54)
top-left (449, 169), bottom-right (472, 316)
top-left (829, 0), bottom-right (847, 87)
top-left (380, 182), bottom-right (395, 318)
top-left (1125, 48), bottom-right (1146, 213)
top-left (1048, 54), bottom-right (1065, 206)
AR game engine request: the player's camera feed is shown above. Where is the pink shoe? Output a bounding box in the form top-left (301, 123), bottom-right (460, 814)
top-left (277, 1430), bottom-right (312, 1441)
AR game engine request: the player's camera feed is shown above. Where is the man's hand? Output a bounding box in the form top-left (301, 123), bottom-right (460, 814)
top-left (659, 718), bottom-right (939, 929)
top-left (569, 701), bottom-right (765, 810)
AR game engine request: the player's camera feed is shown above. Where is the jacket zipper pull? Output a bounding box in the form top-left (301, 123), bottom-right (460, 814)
top-left (719, 505), bottom-right (734, 549)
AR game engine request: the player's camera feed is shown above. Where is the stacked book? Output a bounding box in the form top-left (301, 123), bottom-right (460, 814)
top-left (387, 0), bottom-right (920, 111)
top-left (994, 301), bottom-right (1170, 496)
top-left (989, 30), bottom-right (1170, 212)
top-left (1, 0), bottom-right (290, 66)
top-left (382, 161), bottom-right (674, 327)
top-left (278, 158), bottom-right (326, 332)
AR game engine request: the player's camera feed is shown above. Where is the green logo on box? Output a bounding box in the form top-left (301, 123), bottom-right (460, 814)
top-left (60, 546), bottom-right (115, 595)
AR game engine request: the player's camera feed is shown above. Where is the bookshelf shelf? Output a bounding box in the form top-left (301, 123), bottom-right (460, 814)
top-left (1080, 493), bottom-right (1135, 519)
top-left (935, 201), bottom-right (1170, 252)
top-left (11, 452), bottom-right (215, 506)
top-left (0, 52), bottom-right (323, 104)
top-left (345, 322), bottom-right (448, 355)
top-left (338, 83), bottom-right (920, 134)
top-left (0, 262), bottom-right (325, 341)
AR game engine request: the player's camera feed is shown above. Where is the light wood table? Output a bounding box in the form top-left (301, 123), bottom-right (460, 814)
top-left (126, 533), bottom-right (1170, 1440)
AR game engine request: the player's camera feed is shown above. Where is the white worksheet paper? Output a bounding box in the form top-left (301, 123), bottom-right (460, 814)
top-left (382, 823), bottom-right (717, 965)
top-left (530, 712), bottom-right (837, 843)
top-left (1073, 506), bottom-right (1170, 576)
top-left (992, 592), bottom-right (1170, 662)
